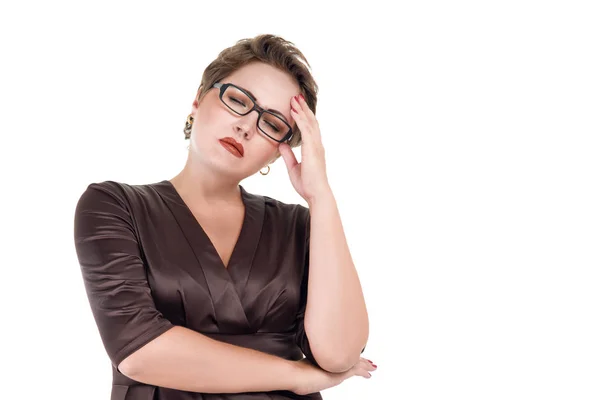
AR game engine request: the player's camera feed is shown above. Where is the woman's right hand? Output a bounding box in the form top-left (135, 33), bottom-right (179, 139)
top-left (290, 357), bottom-right (377, 396)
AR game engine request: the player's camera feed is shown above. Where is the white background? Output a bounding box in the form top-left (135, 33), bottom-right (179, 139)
top-left (1, 1), bottom-right (599, 399)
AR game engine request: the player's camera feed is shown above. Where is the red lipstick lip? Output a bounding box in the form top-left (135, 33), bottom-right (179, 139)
top-left (219, 137), bottom-right (244, 157)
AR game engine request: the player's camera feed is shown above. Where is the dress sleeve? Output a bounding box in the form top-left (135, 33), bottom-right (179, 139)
top-left (73, 181), bottom-right (174, 370)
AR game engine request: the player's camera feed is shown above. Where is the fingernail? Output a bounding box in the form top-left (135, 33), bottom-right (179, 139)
top-left (299, 94), bottom-right (305, 102)
top-left (372, 364), bottom-right (377, 368)
top-left (291, 106), bottom-right (298, 113)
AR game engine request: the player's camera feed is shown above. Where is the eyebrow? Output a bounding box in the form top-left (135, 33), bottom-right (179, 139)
top-left (238, 85), bottom-right (290, 124)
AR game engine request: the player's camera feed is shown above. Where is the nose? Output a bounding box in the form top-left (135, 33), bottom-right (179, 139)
top-left (235, 110), bottom-right (260, 139)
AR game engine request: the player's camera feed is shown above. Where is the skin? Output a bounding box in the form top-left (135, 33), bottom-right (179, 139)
top-left (170, 61), bottom-right (296, 204)
top-left (119, 60), bottom-right (375, 394)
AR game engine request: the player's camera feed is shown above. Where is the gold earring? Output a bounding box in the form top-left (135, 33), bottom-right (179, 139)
top-left (183, 114), bottom-right (194, 138)
top-left (260, 165), bottom-right (271, 176)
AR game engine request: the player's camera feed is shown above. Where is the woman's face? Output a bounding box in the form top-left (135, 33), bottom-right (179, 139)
top-left (188, 61), bottom-right (300, 179)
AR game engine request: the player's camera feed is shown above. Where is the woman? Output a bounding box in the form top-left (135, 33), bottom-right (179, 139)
top-left (73, 34), bottom-right (375, 399)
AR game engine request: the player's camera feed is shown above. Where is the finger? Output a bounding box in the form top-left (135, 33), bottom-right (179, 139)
top-left (291, 96), bottom-right (321, 143)
top-left (354, 369), bottom-right (372, 379)
top-left (291, 96), bottom-right (315, 130)
top-left (354, 359), bottom-right (377, 375)
top-left (294, 94), bottom-right (318, 125)
top-left (347, 363), bottom-right (370, 379)
top-left (291, 98), bottom-right (310, 132)
top-left (351, 359), bottom-right (375, 376)
top-left (278, 142), bottom-right (299, 173)
top-left (297, 95), bottom-right (322, 143)
top-left (291, 109), bottom-right (319, 149)
top-left (364, 358), bottom-right (377, 370)
top-left (358, 359), bottom-right (376, 371)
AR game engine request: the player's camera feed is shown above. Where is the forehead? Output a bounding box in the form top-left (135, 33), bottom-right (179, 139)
top-left (225, 62), bottom-right (299, 109)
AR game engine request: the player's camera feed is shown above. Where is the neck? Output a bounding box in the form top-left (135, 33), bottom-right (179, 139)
top-left (169, 155), bottom-right (242, 206)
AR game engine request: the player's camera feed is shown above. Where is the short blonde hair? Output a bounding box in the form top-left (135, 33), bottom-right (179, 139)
top-left (185, 34), bottom-right (319, 151)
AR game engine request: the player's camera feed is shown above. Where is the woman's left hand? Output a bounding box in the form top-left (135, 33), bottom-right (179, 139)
top-left (278, 94), bottom-right (331, 205)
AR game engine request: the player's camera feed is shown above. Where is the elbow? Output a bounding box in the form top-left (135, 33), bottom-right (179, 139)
top-left (305, 330), bottom-right (368, 373)
top-left (306, 334), bottom-right (368, 373)
top-left (310, 342), bottom-right (363, 373)
top-left (117, 353), bottom-right (141, 379)
top-left (316, 353), bottom-right (360, 373)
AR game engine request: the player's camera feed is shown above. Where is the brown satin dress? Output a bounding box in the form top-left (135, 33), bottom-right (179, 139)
top-left (73, 180), bottom-right (322, 400)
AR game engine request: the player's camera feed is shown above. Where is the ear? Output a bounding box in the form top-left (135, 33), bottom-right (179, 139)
top-left (191, 85), bottom-right (203, 114)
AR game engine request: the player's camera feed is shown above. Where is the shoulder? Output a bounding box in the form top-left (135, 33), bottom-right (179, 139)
top-left (75, 180), bottom-right (162, 220)
top-left (81, 180), bottom-right (158, 197)
top-left (77, 180), bottom-right (159, 204)
top-left (261, 193), bottom-right (310, 223)
top-left (241, 186), bottom-right (310, 226)
top-left (253, 193), bottom-right (311, 241)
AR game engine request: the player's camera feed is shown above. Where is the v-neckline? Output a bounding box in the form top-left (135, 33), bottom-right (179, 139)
top-left (150, 179), bottom-right (266, 332)
top-left (162, 179), bottom-right (247, 270)
top-left (155, 179), bottom-right (265, 287)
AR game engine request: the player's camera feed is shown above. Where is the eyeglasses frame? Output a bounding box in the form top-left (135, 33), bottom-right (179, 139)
top-left (212, 82), bottom-right (294, 143)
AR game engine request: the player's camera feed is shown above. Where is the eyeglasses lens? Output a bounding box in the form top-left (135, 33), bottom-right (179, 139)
top-left (221, 85), bottom-right (290, 141)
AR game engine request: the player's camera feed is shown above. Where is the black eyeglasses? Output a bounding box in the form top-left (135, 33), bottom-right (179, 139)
top-left (212, 82), bottom-right (293, 143)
